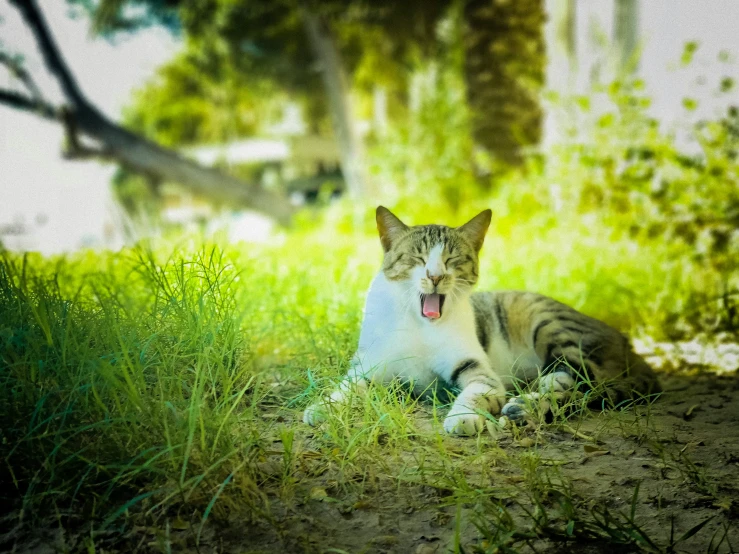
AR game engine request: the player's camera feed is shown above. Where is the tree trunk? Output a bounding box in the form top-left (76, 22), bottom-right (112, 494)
top-left (464, 0), bottom-right (546, 169)
top-left (554, 0), bottom-right (577, 83)
top-left (542, 0), bottom-right (577, 147)
top-left (301, 10), bottom-right (366, 198)
top-left (3, 0), bottom-right (293, 225)
top-left (613, 0), bottom-right (639, 73)
top-left (373, 85), bottom-right (388, 138)
top-left (71, 105), bottom-right (294, 223)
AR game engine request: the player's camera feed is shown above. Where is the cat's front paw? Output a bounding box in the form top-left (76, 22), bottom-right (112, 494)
top-left (302, 402), bottom-right (328, 426)
top-left (484, 393), bottom-right (506, 416)
top-left (443, 410), bottom-right (485, 435)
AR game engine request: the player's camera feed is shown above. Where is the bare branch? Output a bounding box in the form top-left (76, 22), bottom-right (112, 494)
top-left (60, 106), bottom-right (113, 160)
top-left (62, 146), bottom-right (114, 160)
top-left (3, 0), bottom-right (295, 224)
top-left (0, 88), bottom-right (58, 119)
top-left (8, 0), bottom-right (88, 108)
top-left (0, 51), bottom-right (44, 101)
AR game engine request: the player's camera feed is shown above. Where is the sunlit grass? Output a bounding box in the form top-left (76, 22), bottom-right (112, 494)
top-left (0, 188), bottom-right (733, 550)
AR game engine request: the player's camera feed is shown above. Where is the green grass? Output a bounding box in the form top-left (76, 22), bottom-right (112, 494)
top-left (0, 193), bottom-right (735, 551)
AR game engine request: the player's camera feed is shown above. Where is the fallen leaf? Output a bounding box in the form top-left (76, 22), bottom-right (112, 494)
top-left (583, 444), bottom-right (610, 455)
top-left (171, 518), bottom-right (189, 530)
top-left (683, 404), bottom-right (700, 420)
top-left (300, 450), bottom-right (322, 459)
top-left (540, 458), bottom-right (572, 466)
top-left (371, 535), bottom-right (398, 546)
top-left (310, 487), bottom-right (328, 501)
top-left (560, 424), bottom-right (595, 441)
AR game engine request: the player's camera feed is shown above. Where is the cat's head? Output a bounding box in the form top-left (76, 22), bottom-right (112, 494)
top-left (375, 206), bottom-right (491, 322)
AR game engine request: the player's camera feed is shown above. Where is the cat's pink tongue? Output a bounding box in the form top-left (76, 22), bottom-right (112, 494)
top-left (422, 293), bottom-right (441, 319)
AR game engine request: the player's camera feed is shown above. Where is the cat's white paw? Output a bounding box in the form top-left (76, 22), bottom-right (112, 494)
top-left (443, 411), bottom-right (485, 435)
top-left (485, 394), bottom-right (506, 416)
top-left (302, 402), bottom-right (328, 426)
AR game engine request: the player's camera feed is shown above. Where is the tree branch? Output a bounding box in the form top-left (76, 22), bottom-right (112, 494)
top-left (4, 0), bottom-right (295, 224)
top-left (0, 51), bottom-right (44, 101)
top-left (301, 9), bottom-right (367, 198)
top-left (0, 88), bottom-right (58, 120)
top-left (8, 0), bottom-right (88, 108)
top-left (61, 146), bottom-right (114, 160)
top-left (60, 107), bottom-right (114, 160)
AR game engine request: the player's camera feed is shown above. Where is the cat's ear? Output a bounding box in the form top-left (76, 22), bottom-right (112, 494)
top-left (457, 209), bottom-right (492, 252)
top-left (376, 206), bottom-right (409, 252)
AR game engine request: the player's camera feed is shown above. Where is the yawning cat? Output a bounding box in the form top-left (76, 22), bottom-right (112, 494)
top-left (303, 207), bottom-right (661, 435)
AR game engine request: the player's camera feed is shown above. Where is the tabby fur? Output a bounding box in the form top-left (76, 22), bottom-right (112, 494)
top-left (303, 207), bottom-right (661, 435)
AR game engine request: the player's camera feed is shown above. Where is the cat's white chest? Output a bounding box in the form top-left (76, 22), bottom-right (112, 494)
top-left (351, 274), bottom-right (428, 382)
top-left (350, 273), bottom-right (482, 389)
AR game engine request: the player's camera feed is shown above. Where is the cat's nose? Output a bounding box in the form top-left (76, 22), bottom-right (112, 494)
top-left (426, 269), bottom-right (444, 286)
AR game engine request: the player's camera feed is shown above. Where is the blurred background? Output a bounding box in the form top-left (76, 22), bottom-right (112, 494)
top-left (0, 0), bottom-right (736, 247)
top-left (0, 0), bottom-right (738, 345)
top-left (4, 3), bottom-right (739, 542)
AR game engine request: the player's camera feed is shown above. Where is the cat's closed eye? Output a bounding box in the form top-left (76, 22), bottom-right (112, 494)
top-left (410, 255), bottom-right (426, 265)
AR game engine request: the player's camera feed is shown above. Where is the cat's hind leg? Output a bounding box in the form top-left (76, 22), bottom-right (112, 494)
top-left (501, 370), bottom-right (575, 422)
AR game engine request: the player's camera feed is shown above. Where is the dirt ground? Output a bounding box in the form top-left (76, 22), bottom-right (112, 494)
top-left (230, 371), bottom-right (739, 554)
top-left (4, 370), bottom-right (739, 554)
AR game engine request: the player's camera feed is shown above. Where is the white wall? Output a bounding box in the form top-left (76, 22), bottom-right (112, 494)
top-left (544, 0), bottom-right (739, 146)
top-left (0, 2), bottom-right (176, 254)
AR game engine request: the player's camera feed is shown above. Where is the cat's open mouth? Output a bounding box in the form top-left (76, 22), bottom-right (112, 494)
top-left (421, 293), bottom-right (446, 320)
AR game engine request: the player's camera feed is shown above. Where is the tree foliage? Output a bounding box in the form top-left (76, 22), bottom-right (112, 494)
top-left (90, 0), bottom-right (545, 168)
top-left (123, 51), bottom-right (283, 147)
top-left (464, 0), bottom-right (545, 169)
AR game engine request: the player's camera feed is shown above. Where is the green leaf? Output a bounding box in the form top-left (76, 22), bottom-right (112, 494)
top-left (682, 98), bottom-right (698, 111)
top-left (566, 520), bottom-right (575, 536)
top-left (575, 96), bottom-right (591, 112)
top-left (629, 481), bottom-right (641, 522)
top-left (681, 41), bottom-right (699, 65)
top-left (598, 113), bottom-right (615, 128)
top-left (676, 515), bottom-right (714, 543)
top-left (101, 489), bottom-right (161, 529)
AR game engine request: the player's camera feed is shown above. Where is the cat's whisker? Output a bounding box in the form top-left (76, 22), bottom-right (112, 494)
top-left (401, 294), bottom-right (416, 318)
top-left (399, 294), bottom-right (412, 315)
top-left (399, 284), bottom-right (419, 317)
top-left (448, 287), bottom-right (462, 307)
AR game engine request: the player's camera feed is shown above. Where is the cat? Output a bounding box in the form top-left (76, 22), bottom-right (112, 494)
top-left (303, 206), bottom-right (661, 435)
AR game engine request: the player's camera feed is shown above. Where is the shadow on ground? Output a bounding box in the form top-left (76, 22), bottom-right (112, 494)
top-left (4, 371), bottom-right (739, 554)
